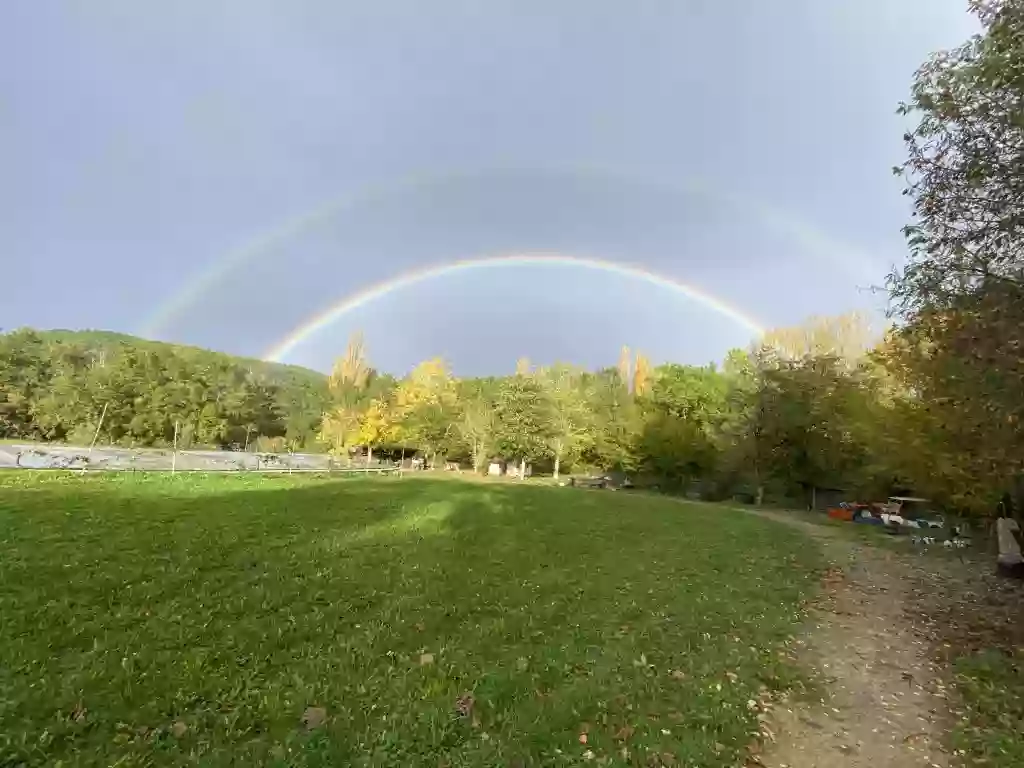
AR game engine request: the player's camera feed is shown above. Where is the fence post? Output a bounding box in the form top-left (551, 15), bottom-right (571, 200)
top-left (171, 420), bottom-right (179, 475)
top-left (84, 402), bottom-right (109, 474)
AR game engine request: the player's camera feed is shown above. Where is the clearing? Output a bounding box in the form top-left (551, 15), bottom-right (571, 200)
top-left (0, 473), bottom-right (822, 767)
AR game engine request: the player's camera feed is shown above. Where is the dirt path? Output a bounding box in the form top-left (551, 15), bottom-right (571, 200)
top-left (748, 512), bottom-right (952, 768)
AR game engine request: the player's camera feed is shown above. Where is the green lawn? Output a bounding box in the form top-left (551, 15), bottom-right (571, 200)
top-left (0, 473), bottom-right (823, 767)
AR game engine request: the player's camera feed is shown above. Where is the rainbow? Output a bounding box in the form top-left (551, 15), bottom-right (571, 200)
top-left (140, 166), bottom-right (883, 339)
top-left (262, 252), bottom-right (765, 363)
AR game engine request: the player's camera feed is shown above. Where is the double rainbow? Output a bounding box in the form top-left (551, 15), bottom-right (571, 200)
top-left (261, 252), bottom-right (766, 362)
top-left (139, 166), bottom-right (878, 363)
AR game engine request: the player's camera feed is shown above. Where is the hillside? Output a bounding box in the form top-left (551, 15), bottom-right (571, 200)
top-left (0, 327), bottom-right (331, 450)
top-left (37, 328), bottom-right (327, 388)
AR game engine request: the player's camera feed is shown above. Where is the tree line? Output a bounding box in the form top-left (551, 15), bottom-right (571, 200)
top-left (0, 329), bottom-right (334, 451)
top-left (312, 313), bottom-right (1014, 516)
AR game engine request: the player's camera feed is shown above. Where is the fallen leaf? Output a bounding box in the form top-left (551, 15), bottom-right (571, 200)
top-left (614, 725), bottom-right (635, 741)
top-left (455, 692), bottom-right (475, 718)
top-left (301, 707), bottom-right (327, 730)
top-left (420, 652), bottom-right (435, 666)
top-left (171, 720), bottom-right (188, 738)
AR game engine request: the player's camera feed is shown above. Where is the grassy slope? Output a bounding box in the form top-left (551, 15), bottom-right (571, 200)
top-left (0, 474), bottom-right (823, 767)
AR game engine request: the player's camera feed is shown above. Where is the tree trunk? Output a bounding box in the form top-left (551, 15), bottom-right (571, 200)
top-left (519, 457), bottom-right (526, 480)
top-left (367, 445), bottom-right (373, 464)
top-left (553, 454), bottom-right (561, 480)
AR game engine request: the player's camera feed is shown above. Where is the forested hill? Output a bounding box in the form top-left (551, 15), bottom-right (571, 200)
top-left (0, 327), bottom-right (331, 450)
top-left (36, 329), bottom-right (327, 389)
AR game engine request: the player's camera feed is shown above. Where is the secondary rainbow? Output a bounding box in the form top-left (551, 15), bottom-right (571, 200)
top-left (141, 165), bottom-right (881, 340)
top-left (262, 252), bottom-right (766, 363)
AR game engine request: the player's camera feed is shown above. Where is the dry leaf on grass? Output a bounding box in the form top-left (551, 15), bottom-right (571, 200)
top-left (454, 692), bottom-right (475, 718)
top-left (301, 707), bottom-right (327, 730)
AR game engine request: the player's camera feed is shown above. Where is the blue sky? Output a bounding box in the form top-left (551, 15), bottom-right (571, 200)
top-left (0, 1), bottom-right (974, 375)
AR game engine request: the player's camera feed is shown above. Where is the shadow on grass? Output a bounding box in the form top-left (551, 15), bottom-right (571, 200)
top-left (0, 473), bottom-right (824, 768)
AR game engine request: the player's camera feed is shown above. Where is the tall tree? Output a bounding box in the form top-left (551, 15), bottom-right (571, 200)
top-left (328, 331), bottom-right (371, 406)
top-left (582, 367), bottom-right (640, 472)
top-left (454, 379), bottom-right (497, 473)
top-left (891, 0), bottom-right (1024, 511)
top-left (538, 364), bottom-right (591, 480)
top-left (494, 373), bottom-right (552, 479)
top-left (617, 345), bottom-right (633, 393)
top-left (894, 0), bottom-right (1024, 310)
top-left (0, 330), bottom-right (52, 439)
top-left (393, 358), bottom-right (458, 467)
top-left (632, 352), bottom-right (652, 397)
top-left (354, 397), bottom-right (398, 463)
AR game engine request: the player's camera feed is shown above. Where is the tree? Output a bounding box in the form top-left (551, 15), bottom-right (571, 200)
top-left (538, 364), bottom-right (591, 480)
top-left (643, 363), bottom-right (727, 430)
top-left (581, 367), bottom-right (641, 472)
top-left (494, 373), bottom-right (552, 479)
top-left (894, 0), bottom-right (1024, 310)
top-left (328, 332), bottom-right (371, 406)
top-left (355, 397), bottom-right (398, 462)
top-left (319, 407), bottom-right (362, 456)
top-left (0, 329), bottom-right (52, 439)
top-left (393, 358), bottom-right (458, 466)
top-left (759, 312), bottom-right (874, 369)
top-left (633, 352), bottom-right (652, 397)
top-left (454, 380), bottom-right (497, 473)
top-left (617, 346), bottom-right (633, 392)
top-left (638, 413), bottom-right (716, 491)
top-left (632, 363), bottom-right (728, 491)
top-left (891, 0), bottom-right (1024, 512)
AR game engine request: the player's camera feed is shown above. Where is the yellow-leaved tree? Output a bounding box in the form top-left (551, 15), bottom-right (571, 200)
top-left (392, 358), bottom-right (458, 468)
top-left (318, 332), bottom-right (373, 459)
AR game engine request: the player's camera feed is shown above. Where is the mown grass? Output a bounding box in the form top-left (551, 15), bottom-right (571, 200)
top-left (0, 473), bottom-right (823, 767)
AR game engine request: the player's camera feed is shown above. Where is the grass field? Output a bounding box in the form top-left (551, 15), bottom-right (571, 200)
top-left (0, 473), bottom-right (823, 767)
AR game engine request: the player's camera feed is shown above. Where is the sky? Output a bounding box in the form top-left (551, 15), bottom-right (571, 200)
top-left (0, 1), bottom-right (976, 376)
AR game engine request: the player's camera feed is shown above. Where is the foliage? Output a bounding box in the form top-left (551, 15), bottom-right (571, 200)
top-left (580, 367), bottom-right (641, 473)
top-left (0, 472), bottom-right (822, 767)
top-left (0, 328), bottom-right (328, 450)
top-left (392, 359), bottom-right (458, 465)
top-left (536, 364), bottom-right (591, 479)
top-left (453, 379), bottom-right (497, 472)
top-left (890, 0), bottom-right (1024, 513)
top-left (894, 0), bottom-right (1024, 311)
top-left (493, 373), bottom-right (553, 470)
